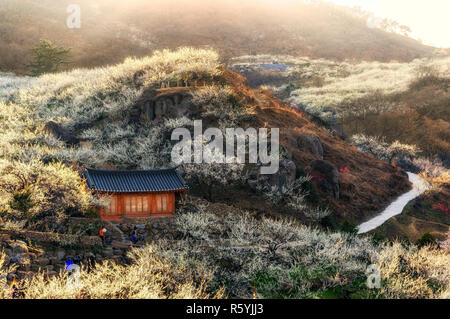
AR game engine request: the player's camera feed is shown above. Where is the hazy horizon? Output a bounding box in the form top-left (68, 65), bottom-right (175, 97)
top-left (326, 0), bottom-right (450, 48)
top-left (0, 0), bottom-right (442, 74)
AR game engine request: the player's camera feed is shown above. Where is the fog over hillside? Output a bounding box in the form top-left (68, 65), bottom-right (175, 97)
top-left (0, 0), bottom-right (435, 74)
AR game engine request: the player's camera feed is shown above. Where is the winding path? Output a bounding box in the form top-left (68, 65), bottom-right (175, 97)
top-left (358, 172), bottom-right (430, 234)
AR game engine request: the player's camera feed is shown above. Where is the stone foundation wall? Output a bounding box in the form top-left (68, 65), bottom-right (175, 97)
top-left (0, 216), bottom-right (178, 282)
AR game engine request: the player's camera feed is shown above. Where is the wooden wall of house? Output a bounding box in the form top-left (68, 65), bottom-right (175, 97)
top-left (99, 192), bottom-right (176, 220)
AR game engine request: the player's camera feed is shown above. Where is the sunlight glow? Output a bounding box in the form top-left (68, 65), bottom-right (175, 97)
top-left (326, 0), bottom-right (450, 48)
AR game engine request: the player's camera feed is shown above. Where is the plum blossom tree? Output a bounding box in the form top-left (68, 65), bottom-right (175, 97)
top-left (387, 141), bottom-right (419, 165)
top-left (180, 152), bottom-right (246, 201)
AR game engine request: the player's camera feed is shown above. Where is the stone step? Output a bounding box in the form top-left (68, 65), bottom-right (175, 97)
top-left (111, 240), bottom-right (132, 250)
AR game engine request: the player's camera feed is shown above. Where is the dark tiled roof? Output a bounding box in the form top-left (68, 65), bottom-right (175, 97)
top-left (84, 168), bottom-right (187, 193)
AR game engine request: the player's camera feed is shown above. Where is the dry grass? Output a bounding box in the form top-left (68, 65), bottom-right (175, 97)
top-left (1, 200), bottom-right (448, 299)
top-left (155, 200), bottom-right (450, 299)
top-left (376, 243), bottom-right (450, 298)
top-left (0, 246), bottom-right (222, 299)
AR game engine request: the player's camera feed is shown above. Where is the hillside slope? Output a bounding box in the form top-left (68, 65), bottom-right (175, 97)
top-left (231, 55), bottom-right (450, 166)
top-left (3, 49), bottom-right (450, 300)
top-left (0, 0), bottom-right (434, 74)
top-left (371, 178), bottom-right (450, 243)
top-left (221, 70), bottom-right (411, 223)
top-left (0, 48), bottom-right (411, 228)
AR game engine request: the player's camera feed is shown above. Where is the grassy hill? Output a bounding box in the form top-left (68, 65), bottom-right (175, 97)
top-left (0, 48), bottom-right (448, 299)
top-left (0, 48), bottom-right (411, 228)
top-left (0, 0), bottom-right (435, 75)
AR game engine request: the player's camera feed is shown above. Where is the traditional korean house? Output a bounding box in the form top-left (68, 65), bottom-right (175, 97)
top-left (84, 168), bottom-right (187, 220)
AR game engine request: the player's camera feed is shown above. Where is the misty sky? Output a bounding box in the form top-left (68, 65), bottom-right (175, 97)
top-left (327, 0), bottom-right (450, 48)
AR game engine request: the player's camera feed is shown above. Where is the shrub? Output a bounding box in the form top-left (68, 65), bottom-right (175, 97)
top-left (387, 141), bottom-right (419, 165)
top-left (350, 134), bottom-right (390, 161)
top-left (301, 178), bottom-right (320, 205)
top-left (416, 233), bottom-right (437, 248)
top-left (409, 65), bottom-right (442, 90)
top-left (351, 134), bottom-right (421, 165)
top-left (190, 86), bottom-right (247, 127)
top-left (413, 157), bottom-right (450, 184)
top-left (10, 187), bottom-right (34, 220)
top-left (339, 221), bottom-right (358, 235)
top-left (257, 175), bottom-right (330, 222)
top-left (0, 159), bottom-right (94, 229)
top-left (375, 242), bottom-right (449, 298)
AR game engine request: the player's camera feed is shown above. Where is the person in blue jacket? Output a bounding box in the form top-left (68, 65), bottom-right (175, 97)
top-left (131, 226), bottom-right (138, 244)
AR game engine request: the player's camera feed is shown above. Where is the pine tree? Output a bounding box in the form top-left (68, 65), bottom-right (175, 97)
top-left (27, 39), bottom-right (72, 76)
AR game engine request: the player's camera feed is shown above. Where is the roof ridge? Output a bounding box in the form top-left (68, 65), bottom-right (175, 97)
top-left (86, 167), bottom-right (179, 174)
top-left (84, 167), bottom-right (187, 193)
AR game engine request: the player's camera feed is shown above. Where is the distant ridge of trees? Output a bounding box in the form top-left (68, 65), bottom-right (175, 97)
top-left (0, 0), bottom-right (434, 74)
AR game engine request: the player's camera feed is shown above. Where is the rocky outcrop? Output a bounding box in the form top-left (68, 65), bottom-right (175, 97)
top-left (10, 240), bottom-right (29, 255)
top-left (132, 88), bottom-right (192, 123)
top-left (80, 236), bottom-right (102, 247)
top-left (297, 133), bottom-right (323, 160)
top-left (248, 159), bottom-right (296, 192)
top-left (0, 229), bottom-right (100, 248)
top-left (118, 217), bottom-right (177, 242)
top-left (133, 95), bottom-right (189, 122)
top-left (310, 160), bottom-right (340, 199)
top-left (44, 121), bottom-right (79, 145)
top-left (6, 240), bottom-right (32, 272)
